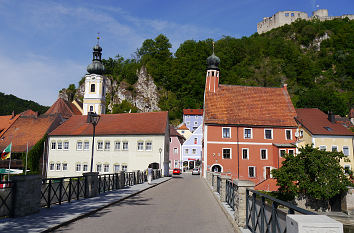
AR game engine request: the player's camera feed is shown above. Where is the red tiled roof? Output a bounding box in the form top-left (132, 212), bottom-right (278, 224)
top-left (296, 108), bottom-right (354, 136)
top-left (20, 109), bottom-right (38, 117)
top-left (0, 115), bottom-right (62, 152)
top-left (204, 85), bottom-right (297, 127)
top-left (183, 109), bottom-right (203, 115)
top-left (0, 115), bottom-right (16, 132)
top-left (349, 108), bottom-right (354, 118)
top-left (50, 111), bottom-right (168, 136)
top-left (255, 178), bottom-right (279, 192)
top-left (177, 123), bottom-right (189, 130)
top-left (45, 98), bottom-right (82, 119)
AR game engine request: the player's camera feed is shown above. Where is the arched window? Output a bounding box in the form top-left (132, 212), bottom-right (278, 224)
top-left (91, 84), bottom-right (95, 92)
top-left (211, 164), bottom-right (222, 173)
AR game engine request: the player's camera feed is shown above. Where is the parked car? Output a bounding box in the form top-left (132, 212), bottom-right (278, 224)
top-left (192, 168), bottom-right (200, 175)
top-left (173, 168), bottom-right (181, 175)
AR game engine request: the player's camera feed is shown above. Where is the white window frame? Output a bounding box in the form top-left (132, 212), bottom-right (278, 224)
top-left (96, 164), bottom-right (102, 172)
top-left (285, 129), bottom-right (292, 140)
top-left (63, 141), bottom-right (69, 150)
top-left (145, 141), bottom-right (152, 151)
top-left (222, 148), bottom-right (232, 159)
top-left (97, 141), bottom-right (103, 150)
top-left (264, 166), bottom-right (272, 179)
top-left (104, 141), bottom-right (110, 151)
top-left (343, 146), bottom-right (349, 156)
top-left (57, 141), bottom-right (63, 150)
top-left (331, 145), bottom-right (338, 152)
top-left (222, 127), bottom-right (231, 138)
top-left (76, 141), bottom-right (83, 150)
top-left (174, 160), bottom-right (179, 168)
top-left (194, 138), bottom-right (198, 144)
top-left (123, 142), bottom-right (128, 151)
top-left (104, 164), bottom-right (109, 173)
top-left (76, 163), bottom-right (81, 172)
top-left (185, 149), bottom-right (189, 154)
top-left (122, 165), bottom-right (127, 171)
top-left (137, 141), bottom-right (144, 151)
top-left (319, 145), bottom-right (327, 151)
top-left (84, 141), bottom-right (90, 151)
top-left (264, 129), bottom-right (273, 140)
top-left (114, 164), bottom-right (120, 173)
top-left (173, 148), bottom-right (178, 154)
top-left (51, 141), bottom-right (56, 150)
top-left (192, 149), bottom-right (196, 154)
top-left (62, 163), bottom-right (68, 171)
top-left (83, 164), bottom-right (88, 172)
top-left (49, 162), bottom-right (55, 171)
top-left (194, 121), bottom-right (198, 126)
top-left (248, 166), bottom-right (256, 178)
top-left (242, 148), bottom-right (249, 160)
top-left (344, 165), bottom-right (351, 174)
top-left (56, 163), bottom-right (61, 171)
top-left (288, 149), bottom-right (295, 155)
top-left (244, 128), bottom-right (252, 139)
top-left (279, 149), bottom-right (286, 157)
top-left (114, 141), bottom-right (121, 150)
top-left (260, 149), bottom-right (268, 160)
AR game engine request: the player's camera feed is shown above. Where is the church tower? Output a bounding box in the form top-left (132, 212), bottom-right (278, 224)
top-left (205, 42), bottom-right (220, 93)
top-left (83, 38), bottom-right (106, 115)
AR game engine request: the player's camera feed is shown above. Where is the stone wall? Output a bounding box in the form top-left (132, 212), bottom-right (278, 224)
top-left (341, 187), bottom-right (354, 215)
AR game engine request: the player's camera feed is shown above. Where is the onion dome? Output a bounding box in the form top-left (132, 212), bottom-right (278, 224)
top-left (207, 52), bottom-right (220, 70)
top-left (87, 43), bottom-right (105, 75)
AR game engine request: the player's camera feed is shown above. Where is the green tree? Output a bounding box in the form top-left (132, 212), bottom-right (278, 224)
top-left (272, 145), bottom-right (352, 201)
top-left (25, 134), bottom-right (47, 174)
top-left (111, 100), bottom-right (139, 114)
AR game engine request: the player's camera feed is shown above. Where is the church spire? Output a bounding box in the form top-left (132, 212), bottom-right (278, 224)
top-left (205, 42), bottom-right (220, 93)
top-left (87, 34), bottom-right (105, 75)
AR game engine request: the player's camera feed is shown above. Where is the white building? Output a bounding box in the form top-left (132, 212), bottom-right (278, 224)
top-left (46, 112), bottom-right (170, 177)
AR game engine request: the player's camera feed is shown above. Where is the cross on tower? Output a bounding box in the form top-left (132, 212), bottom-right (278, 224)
top-left (212, 41), bottom-right (215, 54)
top-left (97, 32), bottom-right (100, 45)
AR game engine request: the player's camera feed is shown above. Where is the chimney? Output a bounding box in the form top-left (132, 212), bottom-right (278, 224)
top-left (282, 83), bottom-right (288, 90)
top-left (328, 111), bottom-right (335, 123)
top-left (11, 111), bottom-right (15, 119)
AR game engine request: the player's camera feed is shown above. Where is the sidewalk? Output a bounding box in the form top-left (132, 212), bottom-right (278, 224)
top-left (0, 177), bottom-right (171, 233)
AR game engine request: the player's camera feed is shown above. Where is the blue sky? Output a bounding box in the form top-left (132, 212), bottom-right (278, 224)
top-left (0, 0), bottom-right (353, 106)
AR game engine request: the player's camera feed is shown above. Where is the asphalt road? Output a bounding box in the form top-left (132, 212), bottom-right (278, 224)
top-left (54, 173), bottom-right (235, 233)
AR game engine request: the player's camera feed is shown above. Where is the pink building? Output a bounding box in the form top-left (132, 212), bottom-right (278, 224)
top-left (169, 126), bottom-right (185, 170)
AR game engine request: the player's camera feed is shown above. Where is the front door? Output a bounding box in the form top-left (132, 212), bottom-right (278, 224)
top-left (266, 167), bottom-right (271, 179)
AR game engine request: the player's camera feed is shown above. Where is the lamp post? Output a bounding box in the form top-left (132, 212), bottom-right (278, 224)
top-left (159, 148), bottom-right (162, 170)
top-left (87, 112), bottom-right (101, 173)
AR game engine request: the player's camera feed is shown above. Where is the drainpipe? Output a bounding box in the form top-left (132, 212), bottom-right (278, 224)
top-left (237, 126), bottom-right (240, 179)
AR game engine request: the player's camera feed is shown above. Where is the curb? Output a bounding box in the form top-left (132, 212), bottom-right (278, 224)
top-left (202, 178), bottom-right (241, 233)
top-left (42, 177), bottom-right (172, 233)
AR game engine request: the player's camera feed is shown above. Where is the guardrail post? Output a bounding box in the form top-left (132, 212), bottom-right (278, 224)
top-left (83, 172), bottom-right (99, 198)
top-left (213, 173), bottom-right (220, 192)
top-left (206, 171), bottom-right (212, 186)
top-left (120, 171), bottom-right (125, 188)
top-left (11, 175), bottom-right (41, 217)
top-left (220, 175), bottom-right (228, 202)
top-left (233, 179), bottom-right (255, 227)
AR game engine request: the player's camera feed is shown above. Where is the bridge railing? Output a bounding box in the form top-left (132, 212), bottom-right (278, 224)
top-left (225, 179), bottom-right (235, 211)
top-left (0, 181), bottom-right (15, 217)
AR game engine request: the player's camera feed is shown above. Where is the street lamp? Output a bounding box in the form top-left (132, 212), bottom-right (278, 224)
top-left (87, 112), bottom-right (101, 173)
top-left (159, 148), bottom-right (162, 170)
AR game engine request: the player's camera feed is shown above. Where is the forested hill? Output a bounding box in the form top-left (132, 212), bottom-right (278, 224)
top-left (94, 18), bottom-right (353, 121)
top-left (0, 92), bottom-right (49, 115)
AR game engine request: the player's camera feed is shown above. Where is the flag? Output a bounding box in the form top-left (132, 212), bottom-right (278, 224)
top-left (1, 143), bottom-right (12, 160)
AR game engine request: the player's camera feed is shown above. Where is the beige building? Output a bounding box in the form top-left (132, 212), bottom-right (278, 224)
top-left (176, 123), bottom-right (193, 140)
top-left (295, 108), bottom-right (354, 172)
top-left (46, 112), bottom-right (170, 177)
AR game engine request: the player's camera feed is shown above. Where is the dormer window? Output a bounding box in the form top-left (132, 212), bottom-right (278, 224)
top-left (324, 127), bottom-right (332, 131)
top-left (91, 84), bottom-right (95, 92)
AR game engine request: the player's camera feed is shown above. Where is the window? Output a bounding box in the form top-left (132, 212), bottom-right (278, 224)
top-left (49, 163), bottom-right (54, 171)
top-left (324, 127), bottom-right (333, 131)
top-left (96, 164), bottom-right (102, 172)
top-left (264, 129), bottom-right (273, 139)
top-left (122, 165), bottom-right (127, 171)
top-left (181, 130), bottom-right (185, 134)
top-left (279, 149), bottom-right (286, 157)
top-left (194, 121), bottom-right (198, 126)
top-left (192, 149), bottom-right (196, 154)
top-left (57, 141), bottom-right (63, 150)
top-left (248, 167), bottom-right (256, 178)
top-left (77, 141), bottom-right (83, 150)
top-left (64, 141), bottom-right (69, 150)
top-left (123, 142), bottom-right (128, 150)
top-left (288, 149), bottom-right (294, 155)
top-left (83, 164), bottom-right (88, 172)
top-left (137, 142), bottom-right (144, 151)
top-left (285, 130), bottom-right (292, 140)
top-left (76, 163), bottom-right (81, 172)
top-left (114, 164), bottom-right (120, 173)
top-left (114, 141), bottom-right (120, 150)
top-left (169, 138), bottom-right (172, 142)
top-left (174, 160), bottom-right (179, 168)
top-left (90, 106), bottom-right (93, 112)
top-left (185, 149), bottom-right (189, 154)
top-left (285, 13), bottom-right (289, 17)
top-left (51, 141), bottom-right (56, 150)
top-left (56, 163), bottom-right (61, 171)
top-left (145, 141), bottom-right (152, 151)
top-left (343, 146), bottom-right (349, 156)
top-left (242, 148), bottom-right (249, 160)
top-left (319, 145), bottom-right (327, 151)
top-left (104, 164), bottom-right (109, 173)
top-left (174, 148), bottom-right (178, 154)
top-left (84, 141), bottom-right (90, 150)
top-left (244, 128), bottom-right (252, 139)
top-left (97, 141), bottom-right (103, 150)
top-left (299, 130), bottom-right (304, 137)
top-left (62, 163), bottom-right (67, 171)
top-left (104, 141), bottom-right (110, 151)
top-left (291, 13), bottom-right (295, 17)
top-left (222, 127), bottom-right (231, 138)
top-left (187, 121), bottom-right (190, 125)
top-left (344, 165), bottom-right (351, 174)
top-left (194, 138), bottom-right (197, 144)
top-left (261, 149), bottom-right (268, 160)
top-left (222, 148), bottom-right (231, 159)
top-left (332, 146), bottom-right (338, 152)
top-left (90, 84), bottom-right (95, 92)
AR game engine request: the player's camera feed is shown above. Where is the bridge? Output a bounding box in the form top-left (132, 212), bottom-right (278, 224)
top-left (0, 171), bottom-right (348, 233)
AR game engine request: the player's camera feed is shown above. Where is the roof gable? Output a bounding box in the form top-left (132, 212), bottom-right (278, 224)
top-left (204, 85), bottom-right (297, 127)
top-left (45, 98), bottom-right (82, 119)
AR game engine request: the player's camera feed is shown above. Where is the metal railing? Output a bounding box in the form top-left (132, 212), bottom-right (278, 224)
top-left (41, 176), bottom-right (86, 208)
top-left (226, 179), bottom-right (236, 211)
top-left (212, 174), bottom-right (215, 187)
top-left (216, 176), bottom-right (221, 194)
top-left (246, 189), bottom-right (316, 233)
top-left (0, 181), bottom-right (15, 217)
top-left (98, 173), bottom-right (121, 194)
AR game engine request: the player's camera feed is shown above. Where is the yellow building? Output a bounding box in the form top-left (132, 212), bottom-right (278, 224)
top-left (176, 123), bottom-right (193, 140)
top-left (295, 108), bottom-right (354, 172)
